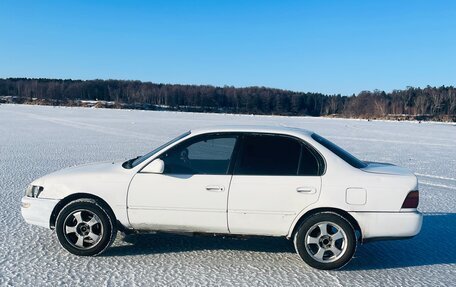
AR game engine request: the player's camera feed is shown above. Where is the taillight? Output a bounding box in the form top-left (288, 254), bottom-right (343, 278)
top-left (402, 190), bottom-right (419, 208)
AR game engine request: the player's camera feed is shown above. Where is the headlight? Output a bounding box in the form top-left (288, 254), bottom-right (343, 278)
top-left (25, 185), bottom-right (44, 198)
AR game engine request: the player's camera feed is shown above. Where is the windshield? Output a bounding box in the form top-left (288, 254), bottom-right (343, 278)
top-left (311, 133), bottom-right (367, 169)
top-left (123, 131), bottom-right (191, 169)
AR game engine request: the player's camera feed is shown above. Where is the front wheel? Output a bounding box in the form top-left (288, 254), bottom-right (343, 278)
top-left (294, 212), bottom-right (356, 270)
top-left (55, 199), bottom-right (117, 256)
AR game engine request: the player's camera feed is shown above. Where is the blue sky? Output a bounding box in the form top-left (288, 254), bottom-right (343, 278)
top-left (1, 0), bottom-right (455, 95)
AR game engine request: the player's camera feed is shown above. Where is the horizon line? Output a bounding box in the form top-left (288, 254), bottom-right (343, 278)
top-left (1, 76), bottom-right (455, 97)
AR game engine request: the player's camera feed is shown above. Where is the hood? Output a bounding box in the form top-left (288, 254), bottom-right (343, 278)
top-left (49, 160), bottom-right (121, 176)
top-left (32, 160), bottom-right (125, 187)
top-left (31, 160), bottom-right (133, 200)
top-left (361, 161), bottom-right (415, 177)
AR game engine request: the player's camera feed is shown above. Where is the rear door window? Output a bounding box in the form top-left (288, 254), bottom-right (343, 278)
top-left (234, 135), bottom-right (301, 175)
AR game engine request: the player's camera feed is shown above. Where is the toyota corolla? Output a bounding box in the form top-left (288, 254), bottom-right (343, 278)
top-left (21, 126), bottom-right (422, 270)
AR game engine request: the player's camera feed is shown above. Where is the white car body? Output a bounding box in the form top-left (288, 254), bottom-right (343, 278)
top-left (21, 126), bottom-right (422, 244)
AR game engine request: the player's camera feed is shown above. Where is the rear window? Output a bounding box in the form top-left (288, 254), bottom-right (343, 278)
top-left (311, 133), bottom-right (367, 169)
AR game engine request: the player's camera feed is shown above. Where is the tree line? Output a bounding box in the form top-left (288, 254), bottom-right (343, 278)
top-left (0, 78), bottom-right (455, 121)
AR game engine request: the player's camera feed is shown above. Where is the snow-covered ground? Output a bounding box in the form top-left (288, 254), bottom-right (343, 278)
top-left (1, 104), bottom-right (455, 286)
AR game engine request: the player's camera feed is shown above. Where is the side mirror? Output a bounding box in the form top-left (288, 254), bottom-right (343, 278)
top-left (141, 159), bottom-right (164, 174)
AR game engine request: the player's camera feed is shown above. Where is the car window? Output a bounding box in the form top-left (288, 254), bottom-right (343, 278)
top-left (127, 131), bottom-right (191, 168)
top-left (311, 133), bottom-right (367, 168)
top-left (161, 135), bottom-right (237, 175)
top-left (299, 145), bottom-right (320, 176)
top-left (235, 135), bottom-right (301, 175)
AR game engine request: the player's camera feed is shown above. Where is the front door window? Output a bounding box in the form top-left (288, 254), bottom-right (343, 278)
top-left (161, 135), bottom-right (238, 175)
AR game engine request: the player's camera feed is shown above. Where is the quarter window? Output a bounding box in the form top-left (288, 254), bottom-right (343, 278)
top-left (299, 145), bottom-right (321, 176)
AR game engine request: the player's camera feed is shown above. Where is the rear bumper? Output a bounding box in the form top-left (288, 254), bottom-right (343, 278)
top-left (349, 211), bottom-right (422, 241)
top-left (21, 196), bottom-right (59, 229)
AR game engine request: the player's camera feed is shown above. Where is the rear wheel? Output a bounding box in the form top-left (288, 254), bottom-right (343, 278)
top-left (294, 212), bottom-right (356, 270)
top-left (55, 199), bottom-right (117, 256)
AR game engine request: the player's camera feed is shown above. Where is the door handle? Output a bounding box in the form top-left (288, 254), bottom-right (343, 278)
top-left (205, 185), bottom-right (224, 192)
top-left (296, 187), bottom-right (316, 193)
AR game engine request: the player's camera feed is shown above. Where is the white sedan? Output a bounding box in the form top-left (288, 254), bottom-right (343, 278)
top-left (21, 126), bottom-right (422, 270)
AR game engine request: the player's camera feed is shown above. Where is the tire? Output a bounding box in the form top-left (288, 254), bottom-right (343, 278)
top-left (55, 198), bottom-right (117, 256)
top-left (294, 212), bottom-right (356, 270)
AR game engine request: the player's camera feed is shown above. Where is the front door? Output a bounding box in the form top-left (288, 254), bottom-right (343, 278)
top-left (127, 134), bottom-right (238, 233)
top-left (228, 134), bottom-right (323, 236)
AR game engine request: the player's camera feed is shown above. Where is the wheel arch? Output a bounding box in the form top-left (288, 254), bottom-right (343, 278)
top-left (50, 193), bottom-right (117, 230)
top-left (288, 207), bottom-right (362, 241)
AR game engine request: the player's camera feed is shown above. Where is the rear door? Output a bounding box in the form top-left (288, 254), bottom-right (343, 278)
top-left (228, 134), bottom-right (323, 236)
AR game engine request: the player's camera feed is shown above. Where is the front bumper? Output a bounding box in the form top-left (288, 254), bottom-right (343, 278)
top-left (349, 211), bottom-right (422, 241)
top-left (21, 196), bottom-right (59, 229)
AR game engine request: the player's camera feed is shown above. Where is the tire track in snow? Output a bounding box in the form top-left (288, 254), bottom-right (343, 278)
top-left (416, 173), bottom-right (456, 190)
top-left (415, 173), bottom-right (456, 182)
top-left (420, 181), bottom-right (456, 190)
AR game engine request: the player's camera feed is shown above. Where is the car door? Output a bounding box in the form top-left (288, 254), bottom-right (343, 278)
top-left (127, 134), bottom-right (238, 233)
top-left (228, 134), bottom-right (323, 236)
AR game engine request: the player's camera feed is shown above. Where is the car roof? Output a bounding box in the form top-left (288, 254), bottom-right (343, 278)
top-left (190, 125), bottom-right (314, 138)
